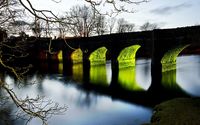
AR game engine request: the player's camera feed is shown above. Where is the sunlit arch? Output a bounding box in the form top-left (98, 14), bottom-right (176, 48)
top-left (89, 47), bottom-right (107, 65)
top-left (71, 48), bottom-right (83, 64)
top-left (117, 45), bottom-right (141, 68)
top-left (161, 44), bottom-right (190, 72)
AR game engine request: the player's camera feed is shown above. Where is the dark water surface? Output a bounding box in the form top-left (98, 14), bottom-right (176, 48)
top-left (1, 55), bottom-right (200, 125)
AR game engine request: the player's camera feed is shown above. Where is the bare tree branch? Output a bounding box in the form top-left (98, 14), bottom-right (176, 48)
top-left (84, 0), bottom-right (149, 16)
top-left (0, 29), bottom-right (67, 124)
top-left (18, 0), bottom-right (60, 23)
top-left (1, 82), bottom-right (67, 125)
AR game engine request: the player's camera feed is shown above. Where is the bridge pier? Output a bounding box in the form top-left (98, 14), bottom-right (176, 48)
top-left (82, 51), bottom-right (90, 84)
top-left (62, 49), bottom-right (73, 76)
top-left (149, 30), bottom-right (163, 93)
top-left (109, 43), bottom-right (121, 89)
top-left (110, 58), bottom-right (119, 86)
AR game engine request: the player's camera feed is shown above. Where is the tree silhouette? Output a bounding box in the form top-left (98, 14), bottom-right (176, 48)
top-left (117, 18), bottom-right (135, 33)
top-left (140, 21), bottom-right (159, 31)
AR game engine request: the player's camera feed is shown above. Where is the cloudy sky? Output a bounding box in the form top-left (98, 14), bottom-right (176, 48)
top-left (26, 0), bottom-right (200, 30)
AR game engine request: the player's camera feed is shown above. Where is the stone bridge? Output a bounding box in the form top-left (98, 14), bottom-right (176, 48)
top-left (46, 26), bottom-right (200, 67)
top-left (36, 26), bottom-right (200, 104)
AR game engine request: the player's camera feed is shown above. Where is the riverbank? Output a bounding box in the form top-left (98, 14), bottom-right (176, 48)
top-left (145, 98), bottom-right (200, 125)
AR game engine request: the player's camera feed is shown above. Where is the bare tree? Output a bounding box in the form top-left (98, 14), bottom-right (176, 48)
top-left (0, 0), bottom-right (70, 123)
top-left (107, 17), bottom-right (116, 34)
top-left (0, 30), bottom-right (67, 124)
top-left (57, 17), bottom-right (67, 38)
top-left (117, 18), bottom-right (135, 33)
top-left (140, 21), bottom-right (159, 31)
top-left (8, 20), bottom-right (30, 36)
top-left (1, 0), bottom-right (149, 35)
top-left (95, 14), bottom-right (107, 35)
top-left (30, 18), bottom-right (42, 37)
top-left (0, 0), bottom-right (25, 34)
top-left (65, 5), bottom-right (96, 37)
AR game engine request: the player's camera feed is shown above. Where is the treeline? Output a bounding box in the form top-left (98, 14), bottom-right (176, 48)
top-left (0, 2), bottom-right (158, 38)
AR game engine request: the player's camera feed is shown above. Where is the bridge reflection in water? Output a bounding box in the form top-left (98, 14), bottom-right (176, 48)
top-left (37, 28), bottom-right (200, 105)
top-left (39, 55), bottom-right (200, 107)
top-left (38, 45), bottom-right (200, 107)
top-left (72, 63), bottom-right (83, 83)
top-left (6, 54), bottom-right (200, 125)
top-left (89, 64), bottom-right (112, 86)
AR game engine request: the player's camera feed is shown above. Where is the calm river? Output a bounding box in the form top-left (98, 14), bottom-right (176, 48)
top-left (1, 55), bottom-right (200, 125)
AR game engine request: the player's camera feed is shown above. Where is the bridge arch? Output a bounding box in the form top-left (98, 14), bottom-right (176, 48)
top-left (71, 48), bottom-right (83, 64)
top-left (161, 44), bottom-right (190, 72)
top-left (89, 46), bottom-right (108, 65)
top-left (117, 45), bottom-right (141, 68)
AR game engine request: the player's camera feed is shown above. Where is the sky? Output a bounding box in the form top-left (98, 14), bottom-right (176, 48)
top-left (23, 0), bottom-right (200, 30)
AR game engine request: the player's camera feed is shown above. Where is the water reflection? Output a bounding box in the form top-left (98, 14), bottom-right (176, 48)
top-left (118, 66), bottom-right (143, 91)
top-left (118, 59), bottom-right (151, 91)
top-left (160, 55), bottom-right (200, 96)
top-left (89, 63), bottom-right (112, 86)
top-left (176, 55), bottom-right (200, 96)
top-left (4, 76), bottom-right (152, 125)
top-left (0, 105), bottom-right (15, 125)
top-left (39, 61), bottom-right (63, 74)
top-left (72, 63), bottom-right (83, 83)
top-left (2, 55), bottom-right (200, 125)
top-left (162, 69), bottom-right (182, 91)
top-left (136, 59), bottom-right (151, 90)
top-left (58, 62), bottom-right (63, 74)
top-left (37, 56), bottom-right (200, 97)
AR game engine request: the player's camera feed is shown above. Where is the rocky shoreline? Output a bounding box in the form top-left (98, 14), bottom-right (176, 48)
top-left (144, 98), bottom-right (200, 125)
